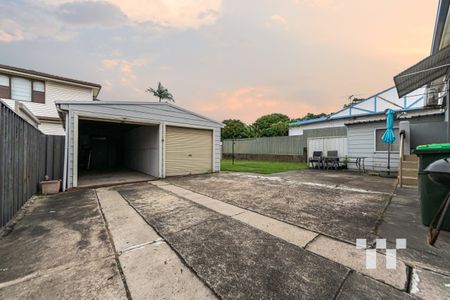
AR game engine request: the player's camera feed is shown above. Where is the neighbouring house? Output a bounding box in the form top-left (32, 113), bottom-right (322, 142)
top-left (56, 101), bottom-right (223, 190)
top-left (0, 64), bottom-right (101, 135)
top-left (289, 86), bottom-right (445, 173)
top-left (288, 0), bottom-right (450, 178)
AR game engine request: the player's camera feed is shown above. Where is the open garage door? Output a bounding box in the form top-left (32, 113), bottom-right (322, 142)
top-left (76, 119), bottom-right (160, 187)
top-left (165, 126), bottom-right (213, 176)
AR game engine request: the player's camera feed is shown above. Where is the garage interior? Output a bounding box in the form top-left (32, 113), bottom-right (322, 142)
top-left (77, 119), bottom-right (159, 187)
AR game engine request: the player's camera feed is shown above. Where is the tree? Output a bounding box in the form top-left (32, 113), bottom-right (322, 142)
top-left (221, 119), bottom-right (248, 140)
top-left (243, 124), bottom-right (262, 138)
top-left (146, 82), bottom-right (175, 102)
top-left (300, 112), bottom-right (328, 120)
top-left (252, 113), bottom-right (290, 137)
top-left (291, 112), bottom-right (328, 122)
top-left (268, 120), bottom-right (289, 136)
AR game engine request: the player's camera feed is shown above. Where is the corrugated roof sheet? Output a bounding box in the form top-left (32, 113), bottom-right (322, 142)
top-left (394, 45), bottom-right (450, 97)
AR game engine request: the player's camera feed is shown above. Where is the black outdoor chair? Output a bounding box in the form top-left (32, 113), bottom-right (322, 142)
top-left (308, 151), bottom-right (323, 169)
top-left (324, 150), bottom-right (340, 169)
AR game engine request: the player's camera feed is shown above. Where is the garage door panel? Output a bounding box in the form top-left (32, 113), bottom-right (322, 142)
top-left (165, 126), bottom-right (213, 176)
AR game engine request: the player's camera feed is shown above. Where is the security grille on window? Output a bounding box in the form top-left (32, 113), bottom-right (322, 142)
top-left (375, 128), bottom-right (399, 152)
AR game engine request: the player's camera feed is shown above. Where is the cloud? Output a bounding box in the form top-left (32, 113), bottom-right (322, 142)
top-left (56, 1), bottom-right (127, 27)
top-left (99, 57), bottom-right (150, 87)
top-left (0, 0), bottom-right (223, 43)
top-left (193, 86), bottom-right (320, 123)
top-left (269, 15), bottom-right (289, 30)
top-left (44, 0), bottom-right (222, 29)
top-left (0, 2), bottom-right (77, 42)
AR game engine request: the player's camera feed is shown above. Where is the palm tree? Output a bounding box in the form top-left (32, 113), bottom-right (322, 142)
top-left (146, 82), bottom-right (175, 102)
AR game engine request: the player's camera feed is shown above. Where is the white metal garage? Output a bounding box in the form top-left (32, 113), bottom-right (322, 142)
top-left (56, 101), bottom-right (223, 190)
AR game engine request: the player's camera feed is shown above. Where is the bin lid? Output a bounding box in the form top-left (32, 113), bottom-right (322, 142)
top-left (416, 143), bottom-right (450, 154)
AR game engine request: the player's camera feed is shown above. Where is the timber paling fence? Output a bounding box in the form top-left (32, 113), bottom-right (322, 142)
top-left (222, 135), bottom-right (306, 161)
top-left (0, 102), bottom-right (64, 228)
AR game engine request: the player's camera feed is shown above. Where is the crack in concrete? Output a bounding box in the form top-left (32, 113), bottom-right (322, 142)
top-left (332, 270), bottom-right (352, 300)
top-left (119, 238), bottom-right (165, 255)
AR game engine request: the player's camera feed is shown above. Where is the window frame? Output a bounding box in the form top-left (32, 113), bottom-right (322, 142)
top-left (2, 74), bottom-right (46, 104)
top-left (373, 127), bottom-right (400, 153)
top-left (11, 76), bottom-right (33, 102)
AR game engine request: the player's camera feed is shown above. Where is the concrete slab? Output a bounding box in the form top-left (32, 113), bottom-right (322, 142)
top-left (272, 169), bottom-right (397, 194)
top-left (78, 168), bottom-right (155, 188)
top-left (165, 217), bottom-right (349, 299)
top-left (121, 183), bottom-right (348, 299)
top-left (120, 241), bottom-right (216, 300)
top-left (232, 210), bottom-right (318, 248)
top-left (96, 188), bottom-right (160, 253)
top-left (151, 180), bottom-right (170, 186)
top-left (0, 258), bottom-right (126, 299)
top-left (150, 182), bottom-right (318, 247)
top-left (97, 187), bottom-right (215, 299)
top-left (410, 268), bottom-right (450, 300)
top-left (336, 272), bottom-right (413, 300)
top-left (169, 172), bottom-right (391, 243)
top-left (117, 183), bottom-right (224, 235)
top-left (306, 235), bottom-right (408, 290)
top-left (155, 183), bottom-right (246, 216)
top-left (0, 189), bottom-right (126, 298)
top-left (378, 187), bottom-right (450, 275)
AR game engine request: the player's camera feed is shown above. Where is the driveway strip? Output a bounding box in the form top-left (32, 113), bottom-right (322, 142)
top-left (156, 181), bottom-right (409, 291)
top-left (118, 183), bottom-right (350, 299)
top-left (156, 182), bottom-right (318, 247)
top-left (96, 188), bottom-right (216, 300)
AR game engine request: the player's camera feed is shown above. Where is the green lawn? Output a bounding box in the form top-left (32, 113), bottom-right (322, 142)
top-left (221, 159), bottom-right (308, 174)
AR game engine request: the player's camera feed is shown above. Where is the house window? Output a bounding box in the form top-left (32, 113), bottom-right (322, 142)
top-left (32, 81), bottom-right (45, 103)
top-left (375, 128), bottom-right (399, 152)
top-left (0, 74), bottom-right (10, 98)
top-left (8, 76), bottom-right (45, 103)
top-left (11, 77), bottom-right (32, 101)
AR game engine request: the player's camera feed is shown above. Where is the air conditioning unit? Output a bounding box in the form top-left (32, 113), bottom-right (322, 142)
top-left (426, 87), bottom-right (440, 106)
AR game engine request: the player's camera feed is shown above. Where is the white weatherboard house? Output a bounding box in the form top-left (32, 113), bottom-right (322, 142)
top-left (56, 101), bottom-right (223, 190)
top-left (289, 86), bottom-right (445, 172)
top-left (0, 64), bottom-right (101, 136)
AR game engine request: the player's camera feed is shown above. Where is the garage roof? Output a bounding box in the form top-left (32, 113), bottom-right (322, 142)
top-left (56, 101), bottom-right (224, 128)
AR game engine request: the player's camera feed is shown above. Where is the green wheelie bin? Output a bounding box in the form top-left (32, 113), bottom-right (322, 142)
top-left (415, 143), bottom-right (450, 231)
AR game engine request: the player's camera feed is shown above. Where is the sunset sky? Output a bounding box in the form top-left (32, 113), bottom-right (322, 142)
top-left (0, 0), bottom-right (438, 123)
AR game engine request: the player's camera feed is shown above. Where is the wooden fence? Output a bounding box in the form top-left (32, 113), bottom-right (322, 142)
top-left (0, 102), bottom-right (65, 228)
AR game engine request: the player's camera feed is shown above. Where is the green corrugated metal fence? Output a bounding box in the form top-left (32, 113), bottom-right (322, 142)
top-left (223, 135), bottom-right (305, 155)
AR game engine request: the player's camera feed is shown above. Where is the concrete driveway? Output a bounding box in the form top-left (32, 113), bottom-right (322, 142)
top-left (1, 170), bottom-right (449, 299)
top-left (168, 170), bottom-right (396, 244)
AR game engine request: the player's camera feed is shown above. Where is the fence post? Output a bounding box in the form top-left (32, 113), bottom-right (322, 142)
top-left (232, 139), bottom-right (235, 165)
